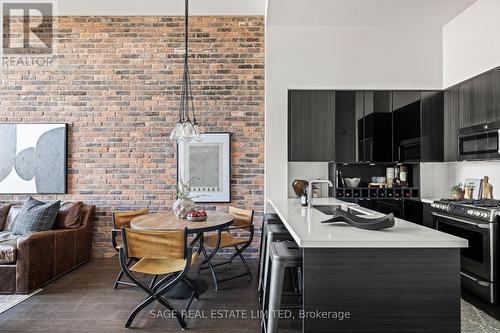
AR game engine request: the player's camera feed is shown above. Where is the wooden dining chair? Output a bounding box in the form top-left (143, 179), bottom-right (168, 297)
top-left (198, 207), bottom-right (254, 290)
top-left (111, 208), bottom-right (149, 288)
top-left (119, 227), bottom-right (196, 329)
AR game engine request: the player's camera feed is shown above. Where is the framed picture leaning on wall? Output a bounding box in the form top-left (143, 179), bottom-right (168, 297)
top-left (177, 132), bottom-right (230, 203)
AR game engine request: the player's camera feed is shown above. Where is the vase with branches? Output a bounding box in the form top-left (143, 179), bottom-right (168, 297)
top-left (173, 177), bottom-right (199, 219)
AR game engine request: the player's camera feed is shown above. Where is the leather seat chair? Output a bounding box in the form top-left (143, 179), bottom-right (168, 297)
top-left (111, 208), bottom-right (149, 288)
top-left (119, 227), bottom-right (197, 329)
top-left (197, 207), bottom-right (254, 290)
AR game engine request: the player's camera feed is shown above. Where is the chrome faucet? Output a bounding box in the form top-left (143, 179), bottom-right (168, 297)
top-left (307, 179), bottom-right (333, 208)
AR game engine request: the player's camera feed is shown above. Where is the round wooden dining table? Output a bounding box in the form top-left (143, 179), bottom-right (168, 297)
top-left (131, 211), bottom-right (234, 293)
top-left (130, 211), bottom-right (234, 234)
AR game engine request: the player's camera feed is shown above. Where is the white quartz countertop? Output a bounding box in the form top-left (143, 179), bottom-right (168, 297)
top-left (268, 197), bottom-right (468, 248)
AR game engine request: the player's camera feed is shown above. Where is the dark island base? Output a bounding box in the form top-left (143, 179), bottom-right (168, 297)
top-left (303, 248), bottom-right (461, 333)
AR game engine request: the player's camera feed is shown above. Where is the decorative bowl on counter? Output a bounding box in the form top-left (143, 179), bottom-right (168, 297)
top-left (344, 178), bottom-right (361, 188)
top-left (292, 179), bottom-right (309, 197)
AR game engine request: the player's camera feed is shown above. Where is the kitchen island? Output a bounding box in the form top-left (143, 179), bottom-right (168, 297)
top-left (268, 197), bottom-right (468, 333)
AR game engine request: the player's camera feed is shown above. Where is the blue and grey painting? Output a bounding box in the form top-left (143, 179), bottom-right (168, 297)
top-left (0, 124), bottom-right (66, 194)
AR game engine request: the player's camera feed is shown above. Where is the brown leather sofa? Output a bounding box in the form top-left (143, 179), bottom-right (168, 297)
top-left (0, 202), bottom-right (95, 294)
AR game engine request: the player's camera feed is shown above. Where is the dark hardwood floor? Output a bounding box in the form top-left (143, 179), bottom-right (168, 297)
top-left (0, 258), bottom-right (300, 332)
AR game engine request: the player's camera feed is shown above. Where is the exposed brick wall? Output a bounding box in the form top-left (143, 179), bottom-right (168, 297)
top-left (0, 16), bottom-right (264, 257)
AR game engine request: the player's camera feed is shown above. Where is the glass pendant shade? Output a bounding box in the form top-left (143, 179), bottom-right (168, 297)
top-left (170, 0), bottom-right (203, 143)
top-left (193, 121), bottom-right (203, 142)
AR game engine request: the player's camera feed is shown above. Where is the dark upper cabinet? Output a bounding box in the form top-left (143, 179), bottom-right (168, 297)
top-left (459, 68), bottom-right (500, 128)
top-left (492, 69), bottom-right (500, 120)
top-left (335, 91), bottom-right (364, 162)
top-left (392, 92), bottom-right (421, 162)
top-left (459, 71), bottom-right (492, 128)
top-left (288, 90), bottom-right (335, 162)
top-left (442, 66), bottom-right (500, 162)
top-left (421, 91), bottom-right (444, 162)
top-left (361, 91), bottom-right (393, 162)
top-left (444, 86), bottom-right (461, 162)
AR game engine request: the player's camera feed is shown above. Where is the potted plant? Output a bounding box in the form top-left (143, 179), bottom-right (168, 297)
top-left (450, 183), bottom-right (465, 200)
top-left (173, 177), bottom-right (198, 219)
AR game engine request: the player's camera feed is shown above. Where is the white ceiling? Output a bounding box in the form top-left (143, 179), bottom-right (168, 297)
top-left (266, 0), bottom-right (477, 26)
top-left (54, 0), bottom-right (266, 16)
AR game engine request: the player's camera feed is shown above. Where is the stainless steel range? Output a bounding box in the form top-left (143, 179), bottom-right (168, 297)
top-left (431, 199), bottom-right (500, 303)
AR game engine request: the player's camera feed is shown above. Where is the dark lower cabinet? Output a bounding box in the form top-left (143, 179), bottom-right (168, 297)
top-left (373, 199), bottom-right (404, 218)
top-left (288, 90), bottom-right (335, 161)
top-left (366, 199), bottom-right (424, 225)
top-left (422, 202), bottom-right (434, 229)
top-left (403, 199), bottom-right (423, 225)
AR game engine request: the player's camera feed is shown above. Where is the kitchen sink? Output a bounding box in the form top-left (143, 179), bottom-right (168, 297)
top-left (313, 205), bottom-right (341, 215)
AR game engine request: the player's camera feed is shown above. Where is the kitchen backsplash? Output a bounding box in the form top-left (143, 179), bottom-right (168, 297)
top-left (287, 162), bottom-right (329, 198)
top-left (421, 161), bottom-right (500, 200)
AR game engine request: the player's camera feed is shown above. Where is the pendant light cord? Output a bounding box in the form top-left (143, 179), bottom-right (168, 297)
top-left (185, 0), bottom-right (197, 123)
top-left (185, 0), bottom-right (189, 60)
top-left (176, 0), bottom-right (196, 123)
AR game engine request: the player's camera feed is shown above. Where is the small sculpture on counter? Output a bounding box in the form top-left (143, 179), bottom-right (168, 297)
top-left (321, 208), bottom-right (395, 230)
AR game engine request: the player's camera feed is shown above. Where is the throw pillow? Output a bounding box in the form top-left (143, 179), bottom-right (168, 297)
top-left (11, 197), bottom-right (61, 235)
top-left (54, 202), bottom-right (83, 229)
top-left (0, 204), bottom-right (12, 231)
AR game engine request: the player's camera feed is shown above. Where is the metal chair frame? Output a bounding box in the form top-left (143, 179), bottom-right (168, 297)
top-left (197, 209), bottom-right (254, 291)
top-left (119, 227), bottom-right (198, 330)
top-left (112, 209), bottom-right (149, 289)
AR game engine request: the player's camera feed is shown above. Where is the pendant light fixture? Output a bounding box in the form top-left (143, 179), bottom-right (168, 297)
top-left (170, 0), bottom-right (203, 142)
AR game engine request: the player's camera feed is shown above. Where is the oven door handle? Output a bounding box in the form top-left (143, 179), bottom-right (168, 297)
top-left (461, 271), bottom-right (491, 287)
top-left (432, 212), bottom-right (491, 229)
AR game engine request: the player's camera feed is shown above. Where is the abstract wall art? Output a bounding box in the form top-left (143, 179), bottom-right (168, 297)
top-left (0, 123), bottom-right (67, 194)
top-left (177, 132), bottom-right (230, 203)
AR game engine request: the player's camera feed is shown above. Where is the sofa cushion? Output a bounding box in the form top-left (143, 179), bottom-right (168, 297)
top-left (11, 197), bottom-right (61, 235)
top-left (0, 239), bottom-right (18, 264)
top-left (5, 206), bottom-right (21, 232)
top-left (0, 231), bottom-right (18, 242)
top-left (0, 204), bottom-right (12, 231)
top-left (54, 202), bottom-right (83, 229)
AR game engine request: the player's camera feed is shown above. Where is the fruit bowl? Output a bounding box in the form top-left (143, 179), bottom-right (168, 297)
top-left (187, 216), bottom-right (207, 222)
top-left (186, 209), bottom-right (208, 222)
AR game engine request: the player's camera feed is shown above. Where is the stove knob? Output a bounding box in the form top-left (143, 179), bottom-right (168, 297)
top-left (482, 212), bottom-right (489, 219)
top-left (474, 211), bottom-right (481, 217)
top-left (467, 209), bottom-right (474, 215)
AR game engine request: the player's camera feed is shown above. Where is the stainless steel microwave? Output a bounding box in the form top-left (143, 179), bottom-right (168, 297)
top-left (459, 121), bottom-right (500, 160)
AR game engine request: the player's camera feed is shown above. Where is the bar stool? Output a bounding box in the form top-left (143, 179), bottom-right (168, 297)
top-left (258, 213), bottom-right (282, 284)
top-left (262, 241), bottom-right (303, 333)
top-left (259, 223), bottom-right (292, 298)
